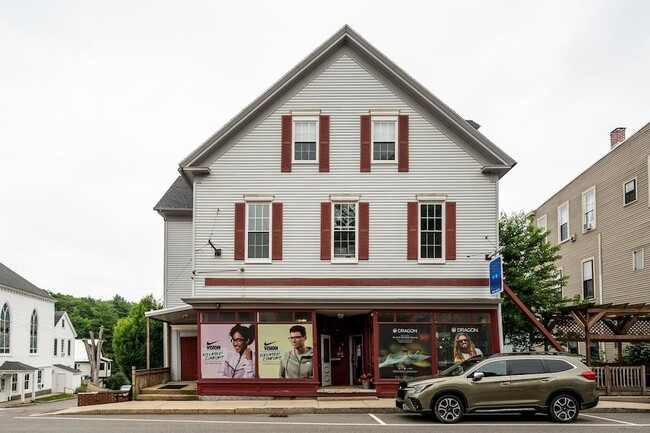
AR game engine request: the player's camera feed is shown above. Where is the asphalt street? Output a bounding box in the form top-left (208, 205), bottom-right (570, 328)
top-left (1, 400), bottom-right (649, 433)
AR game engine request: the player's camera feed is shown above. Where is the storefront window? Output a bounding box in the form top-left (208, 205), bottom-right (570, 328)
top-left (258, 323), bottom-right (314, 379)
top-left (200, 323), bottom-right (256, 378)
top-left (378, 323), bottom-right (432, 379)
top-left (435, 312), bottom-right (453, 322)
top-left (436, 320), bottom-right (493, 373)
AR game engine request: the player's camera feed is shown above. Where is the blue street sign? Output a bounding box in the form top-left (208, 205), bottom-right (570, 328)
top-left (489, 256), bottom-right (503, 295)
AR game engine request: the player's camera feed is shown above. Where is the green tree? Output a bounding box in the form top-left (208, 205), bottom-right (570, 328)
top-left (499, 211), bottom-right (571, 350)
top-left (622, 343), bottom-right (650, 367)
top-left (112, 294), bottom-right (164, 374)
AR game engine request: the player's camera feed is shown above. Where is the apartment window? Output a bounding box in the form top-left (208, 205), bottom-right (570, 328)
top-left (333, 202), bottom-right (357, 260)
top-left (558, 203), bottom-right (569, 242)
top-left (537, 214), bottom-right (548, 243)
top-left (582, 187), bottom-right (596, 231)
top-left (54, 338), bottom-right (58, 356)
top-left (61, 339), bottom-right (64, 356)
top-left (62, 319), bottom-right (65, 328)
top-left (624, 179), bottom-right (637, 205)
top-left (37, 370), bottom-right (43, 387)
top-left (420, 203), bottom-right (444, 260)
top-left (30, 309), bottom-right (38, 354)
top-left (100, 362), bottom-right (105, 371)
top-left (0, 303), bottom-right (10, 354)
top-left (24, 373), bottom-right (30, 391)
top-left (247, 202), bottom-right (270, 260)
top-left (11, 374), bottom-right (17, 392)
top-left (634, 249), bottom-right (645, 270)
top-left (293, 117), bottom-right (318, 162)
top-left (68, 339), bottom-right (71, 356)
top-left (582, 259), bottom-right (595, 299)
top-left (372, 117), bottom-right (397, 161)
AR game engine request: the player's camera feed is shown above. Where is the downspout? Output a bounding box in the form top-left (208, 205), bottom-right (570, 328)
top-left (598, 233), bottom-right (604, 304)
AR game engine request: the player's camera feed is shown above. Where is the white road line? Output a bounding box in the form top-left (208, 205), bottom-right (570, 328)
top-left (580, 413), bottom-right (639, 425)
top-left (368, 414), bottom-right (386, 425)
top-left (15, 416), bottom-right (650, 428)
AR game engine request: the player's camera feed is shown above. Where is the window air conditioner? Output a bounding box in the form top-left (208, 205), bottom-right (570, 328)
top-left (584, 222), bottom-right (593, 231)
top-left (37, 383), bottom-right (43, 389)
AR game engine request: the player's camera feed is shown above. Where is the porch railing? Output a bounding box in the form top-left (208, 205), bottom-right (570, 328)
top-left (131, 366), bottom-right (171, 399)
top-left (592, 365), bottom-right (647, 396)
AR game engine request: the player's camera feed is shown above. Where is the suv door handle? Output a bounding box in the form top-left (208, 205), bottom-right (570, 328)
top-left (500, 382), bottom-right (510, 386)
top-left (541, 378), bottom-right (551, 383)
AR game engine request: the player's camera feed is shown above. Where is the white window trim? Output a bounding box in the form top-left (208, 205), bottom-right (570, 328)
top-left (371, 114), bottom-right (398, 164)
top-left (624, 177), bottom-right (637, 206)
top-left (557, 202), bottom-right (570, 244)
top-left (244, 200), bottom-right (272, 263)
top-left (633, 249), bottom-right (645, 271)
top-left (582, 186), bottom-right (596, 233)
top-left (331, 200), bottom-right (359, 264)
top-left (581, 257), bottom-right (595, 300)
top-left (418, 200), bottom-right (446, 264)
top-left (537, 214), bottom-right (548, 243)
top-left (292, 114), bottom-right (319, 165)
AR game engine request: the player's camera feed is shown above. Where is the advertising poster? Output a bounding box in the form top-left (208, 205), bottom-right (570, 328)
top-left (378, 324), bottom-right (432, 379)
top-left (257, 323), bottom-right (313, 379)
top-left (435, 324), bottom-right (492, 372)
top-left (200, 323), bottom-right (256, 378)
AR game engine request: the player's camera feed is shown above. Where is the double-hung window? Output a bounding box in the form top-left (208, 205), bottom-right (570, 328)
top-left (293, 115), bottom-right (318, 162)
top-left (333, 202), bottom-right (357, 261)
top-left (633, 249), bottom-right (645, 270)
top-left (247, 201), bottom-right (271, 261)
top-left (624, 179), bottom-right (637, 205)
top-left (11, 374), bottom-right (17, 393)
top-left (372, 116), bottom-right (397, 161)
top-left (582, 258), bottom-right (595, 299)
top-left (537, 214), bottom-right (548, 243)
top-left (558, 203), bottom-right (569, 243)
top-left (0, 303), bottom-right (9, 354)
top-left (420, 202), bottom-right (444, 261)
top-left (582, 187), bottom-right (595, 231)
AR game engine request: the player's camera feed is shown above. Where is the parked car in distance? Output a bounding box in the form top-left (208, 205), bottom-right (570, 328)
top-left (396, 352), bottom-right (598, 423)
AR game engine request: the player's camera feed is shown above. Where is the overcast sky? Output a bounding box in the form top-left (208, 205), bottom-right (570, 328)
top-left (1, 0), bottom-right (649, 302)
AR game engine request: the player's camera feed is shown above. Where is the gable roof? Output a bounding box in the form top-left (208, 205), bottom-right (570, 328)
top-left (53, 363), bottom-right (82, 374)
top-left (179, 25), bottom-right (515, 179)
top-left (54, 310), bottom-right (78, 337)
top-left (154, 176), bottom-right (194, 214)
top-left (0, 261), bottom-right (54, 301)
top-left (74, 339), bottom-right (112, 363)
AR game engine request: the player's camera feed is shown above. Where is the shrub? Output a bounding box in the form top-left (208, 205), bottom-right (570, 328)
top-left (104, 372), bottom-right (131, 390)
top-left (622, 343), bottom-right (650, 367)
top-left (74, 381), bottom-right (89, 394)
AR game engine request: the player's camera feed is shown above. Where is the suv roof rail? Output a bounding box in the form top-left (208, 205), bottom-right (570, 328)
top-left (490, 351), bottom-right (567, 357)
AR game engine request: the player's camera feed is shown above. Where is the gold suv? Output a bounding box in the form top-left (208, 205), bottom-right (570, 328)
top-left (396, 352), bottom-right (598, 423)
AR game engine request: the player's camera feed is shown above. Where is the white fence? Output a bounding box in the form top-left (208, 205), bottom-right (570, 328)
top-left (592, 365), bottom-right (647, 396)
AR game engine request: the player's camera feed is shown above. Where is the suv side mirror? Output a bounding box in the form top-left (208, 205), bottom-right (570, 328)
top-left (472, 371), bottom-right (485, 382)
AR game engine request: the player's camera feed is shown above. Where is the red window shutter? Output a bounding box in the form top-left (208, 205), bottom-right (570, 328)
top-left (398, 115), bottom-right (409, 172)
top-left (320, 202), bottom-right (331, 260)
top-left (281, 115), bottom-right (292, 172)
top-left (234, 203), bottom-right (245, 260)
top-left (272, 202), bottom-right (283, 260)
top-left (445, 201), bottom-right (457, 261)
top-left (407, 202), bottom-right (418, 260)
top-left (360, 115), bottom-right (371, 172)
top-left (359, 202), bottom-right (369, 260)
top-left (319, 115), bottom-right (330, 172)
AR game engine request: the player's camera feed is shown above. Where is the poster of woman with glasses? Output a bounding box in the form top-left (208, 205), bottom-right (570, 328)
top-left (200, 323), bottom-right (256, 378)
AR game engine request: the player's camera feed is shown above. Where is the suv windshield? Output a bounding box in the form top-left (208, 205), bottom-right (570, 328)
top-left (439, 357), bottom-right (484, 377)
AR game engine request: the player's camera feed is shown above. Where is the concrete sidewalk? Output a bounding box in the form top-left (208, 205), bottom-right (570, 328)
top-left (46, 397), bottom-right (650, 416)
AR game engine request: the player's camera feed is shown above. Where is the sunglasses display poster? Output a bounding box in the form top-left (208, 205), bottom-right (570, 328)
top-left (378, 324), bottom-right (432, 379)
top-left (257, 323), bottom-right (313, 379)
top-left (200, 323), bottom-right (255, 378)
top-left (436, 324), bottom-right (492, 372)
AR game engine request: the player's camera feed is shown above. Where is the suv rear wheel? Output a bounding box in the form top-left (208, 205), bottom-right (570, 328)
top-left (433, 394), bottom-right (464, 423)
top-left (548, 394), bottom-right (579, 423)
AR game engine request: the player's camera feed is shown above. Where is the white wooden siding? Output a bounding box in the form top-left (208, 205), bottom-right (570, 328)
top-left (191, 53), bottom-right (498, 300)
top-left (0, 287), bottom-right (55, 394)
top-left (164, 218), bottom-right (193, 308)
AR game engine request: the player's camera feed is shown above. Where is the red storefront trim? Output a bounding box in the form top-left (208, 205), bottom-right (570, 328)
top-left (205, 277), bottom-right (489, 287)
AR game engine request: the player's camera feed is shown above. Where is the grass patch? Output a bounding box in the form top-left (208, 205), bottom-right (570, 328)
top-left (36, 393), bottom-right (75, 402)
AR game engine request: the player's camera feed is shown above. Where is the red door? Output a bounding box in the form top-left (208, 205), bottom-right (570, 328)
top-left (180, 337), bottom-right (198, 381)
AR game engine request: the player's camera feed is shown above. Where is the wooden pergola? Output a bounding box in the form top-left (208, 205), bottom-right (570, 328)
top-left (550, 303), bottom-right (650, 366)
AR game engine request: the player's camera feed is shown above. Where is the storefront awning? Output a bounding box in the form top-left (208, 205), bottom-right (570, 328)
top-left (145, 304), bottom-right (196, 324)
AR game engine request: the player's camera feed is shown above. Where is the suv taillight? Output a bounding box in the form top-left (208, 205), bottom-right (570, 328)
top-left (581, 370), bottom-right (596, 380)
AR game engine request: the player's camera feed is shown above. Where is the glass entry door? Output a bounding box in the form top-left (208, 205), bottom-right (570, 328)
top-left (349, 334), bottom-right (363, 385)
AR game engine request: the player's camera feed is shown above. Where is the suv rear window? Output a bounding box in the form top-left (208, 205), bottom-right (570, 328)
top-left (510, 359), bottom-right (547, 375)
top-left (545, 359), bottom-right (575, 373)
